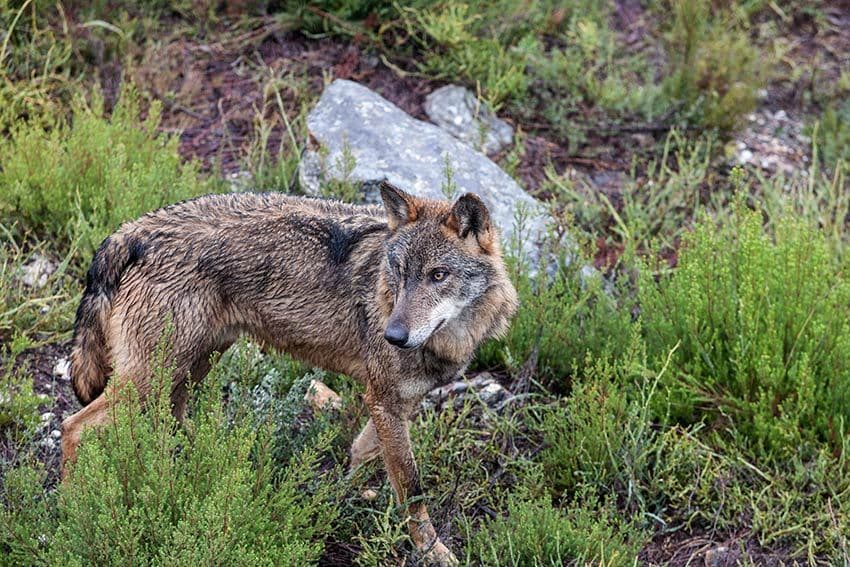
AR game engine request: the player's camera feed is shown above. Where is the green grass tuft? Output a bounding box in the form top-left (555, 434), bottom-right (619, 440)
top-left (0, 85), bottom-right (216, 262)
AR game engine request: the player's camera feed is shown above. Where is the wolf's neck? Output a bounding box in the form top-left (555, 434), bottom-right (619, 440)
top-left (424, 285), bottom-right (513, 365)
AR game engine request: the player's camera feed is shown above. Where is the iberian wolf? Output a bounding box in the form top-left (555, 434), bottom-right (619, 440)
top-left (62, 182), bottom-right (519, 565)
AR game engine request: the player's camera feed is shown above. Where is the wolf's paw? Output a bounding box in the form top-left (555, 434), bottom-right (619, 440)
top-left (422, 539), bottom-right (459, 566)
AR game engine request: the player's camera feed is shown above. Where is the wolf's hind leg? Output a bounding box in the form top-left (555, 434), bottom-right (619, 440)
top-left (169, 349), bottom-right (221, 422)
top-left (350, 418), bottom-right (382, 471)
top-left (60, 388), bottom-right (116, 481)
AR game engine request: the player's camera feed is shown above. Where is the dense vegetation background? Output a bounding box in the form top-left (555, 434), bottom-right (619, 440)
top-left (1, 1), bottom-right (849, 564)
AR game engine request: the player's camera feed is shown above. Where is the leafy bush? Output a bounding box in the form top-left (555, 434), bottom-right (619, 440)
top-left (1, 345), bottom-right (341, 565)
top-left (639, 205), bottom-right (850, 459)
top-left (659, 0), bottom-right (762, 130)
top-left (809, 99), bottom-right (850, 172)
top-left (0, 85), bottom-right (215, 261)
top-left (479, 247), bottom-right (633, 385)
top-left (468, 482), bottom-right (645, 566)
top-left (0, 335), bottom-right (42, 440)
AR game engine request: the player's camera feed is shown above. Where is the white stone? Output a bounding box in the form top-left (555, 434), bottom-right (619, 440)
top-left (20, 254), bottom-right (56, 288)
top-left (298, 79), bottom-right (555, 268)
top-left (424, 84), bottom-right (514, 155)
top-left (53, 357), bottom-right (71, 381)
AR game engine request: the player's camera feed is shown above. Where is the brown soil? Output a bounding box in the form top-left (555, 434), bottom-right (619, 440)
top-left (130, 31), bottom-right (439, 175)
top-left (1, 341), bottom-right (77, 488)
top-left (640, 530), bottom-right (800, 567)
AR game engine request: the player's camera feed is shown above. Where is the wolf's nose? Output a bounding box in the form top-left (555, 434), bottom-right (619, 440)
top-left (384, 323), bottom-right (409, 347)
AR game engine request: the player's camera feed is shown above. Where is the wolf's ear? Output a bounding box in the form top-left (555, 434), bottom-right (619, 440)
top-left (447, 193), bottom-right (494, 252)
top-left (380, 181), bottom-right (419, 231)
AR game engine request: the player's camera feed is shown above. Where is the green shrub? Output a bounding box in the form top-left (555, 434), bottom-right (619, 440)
top-left (538, 336), bottom-right (678, 514)
top-left (648, 427), bottom-right (850, 562)
top-left (0, 334), bottom-right (41, 440)
top-left (0, 232), bottom-right (81, 341)
top-left (478, 248), bottom-right (633, 385)
top-left (659, 0), bottom-right (762, 130)
top-left (401, 0), bottom-right (636, 113)
top-left (0, 462), bottom-right (57, 566)
top-left (1, 344), bottom-right (341, 565)
top-left (540, 355), bottom-right (633, 495)
top-left (468, 481), bottom-right (645, 566)
top-left (639, 205), bottom-right (850, 459)
top-left (209, 339), bottom-right (348, 468)
top-left (0, 1), bottom-right (76, 132)
top-left (647, 427), bottom-right (750, 533)
top-left (0, 85), bottom-right (215, 261)
top-left (809, 99), bottom-right (850, 172)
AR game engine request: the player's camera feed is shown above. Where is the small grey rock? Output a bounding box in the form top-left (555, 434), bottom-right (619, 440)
top-left (39, 412), bottom-right (54, 430)
top-left (424, 85), bottom-right (514, 156)
top-left (478, 382), bottom-right (507, 406)
top-left (227, 170), bottom-right (253, 193)
top-left (422, 373), bottom-right (509, 411)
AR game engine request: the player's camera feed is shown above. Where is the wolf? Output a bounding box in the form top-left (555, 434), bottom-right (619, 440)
top-left (61, 181), bottom-right (518, 565)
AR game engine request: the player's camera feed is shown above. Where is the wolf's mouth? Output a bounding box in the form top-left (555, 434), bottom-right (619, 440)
top-left (433, 319), bottom-right (447, 334)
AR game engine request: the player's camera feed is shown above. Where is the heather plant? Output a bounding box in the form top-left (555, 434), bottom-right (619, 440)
top-left (540, 346), bottom-right (643, 497)
top-left (658, 0), bottom-right (762, 130)
top-left (478, 248), bottom-right (633, 385)
top-left (0, 85), bottom-right (215, 262)
top-left (639, 205), bottom-right (850, 459)
top-left (808, 100), bottom-right (850, 172)
top-left (0, 334), bottom-right (41, 440)
top-left (468, 479), bottom-right (645, 566)
top-left (1, 337), bottom-right (342, 565)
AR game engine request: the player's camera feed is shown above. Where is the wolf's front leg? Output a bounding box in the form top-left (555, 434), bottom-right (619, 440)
top-left (366, 397), bottom-right (458, 566)
top-left (349, 418), bottom-right (382, 471)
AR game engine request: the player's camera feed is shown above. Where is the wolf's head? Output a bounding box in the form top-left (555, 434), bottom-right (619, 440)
top-left (377, 182), bottom-right (518, 355)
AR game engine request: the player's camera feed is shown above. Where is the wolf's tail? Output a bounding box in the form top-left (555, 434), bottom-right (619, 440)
top-left (71, 233), bottom-right (147, 405)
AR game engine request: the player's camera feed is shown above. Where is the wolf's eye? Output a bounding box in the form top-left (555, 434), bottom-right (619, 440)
top-left (430, 269), bottom-right (449, 283)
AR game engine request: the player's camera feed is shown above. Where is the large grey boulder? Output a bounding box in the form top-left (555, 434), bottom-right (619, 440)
top-left (424, 85), bottom-right (514, 155)
top-left (299, 79), bottom-right (548, 264)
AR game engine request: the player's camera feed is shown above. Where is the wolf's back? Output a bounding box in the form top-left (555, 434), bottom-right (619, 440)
top-left (71, 232), bottom-right (147, 405)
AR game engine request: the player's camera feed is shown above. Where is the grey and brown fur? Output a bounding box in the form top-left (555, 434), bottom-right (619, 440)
top-left (62, 182), bottom-right (518, 566)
